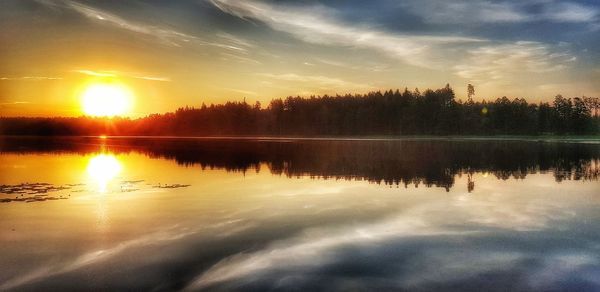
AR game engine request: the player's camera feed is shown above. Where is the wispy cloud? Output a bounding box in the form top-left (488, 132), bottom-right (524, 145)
top-left (453, 41), bottom-right (576, 84)
top-left (73, 69), bottom-right (171, 82)
top-left (257, 73), bottom-right (375, 92)
top-left (223, 88), bottom-right (259, 96)
top-left (313, 58), bottom-right (391, 72)
top-left (35, 0), bottom-right (254, 52)
top-left (51, 0), bottom-right (195, 47)
top-left (0, 76), bottom-right (62, 81)
top-left (73, 70), bottom-right (115, 77)
top-left (220, 52), bottom-right (262, 65)
top-left (209, 0), bottom-right (484, 68)
top-left (401, 0), bottom-right (529, 23)
top-left (132, 75), bottom-right (171, 82)
top-left (543, 2), bottom-right (599, 23)
top-left (209, 0), bottom-right (578, 88)
top-left (0, 101), bottom-right (31, 105)
top-left (401, 0), bottom-right (599, 24)
top-left (216, 33), bottom-right (255, 49)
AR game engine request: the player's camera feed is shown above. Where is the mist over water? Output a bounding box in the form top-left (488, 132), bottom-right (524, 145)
top-left (1, 137), bottom-right (599, 291)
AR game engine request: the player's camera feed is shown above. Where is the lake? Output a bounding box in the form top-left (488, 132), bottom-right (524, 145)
top-left (1, 137), bottom-right (599, 291)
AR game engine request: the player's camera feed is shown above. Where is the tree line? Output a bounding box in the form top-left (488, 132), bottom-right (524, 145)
top-left (1, 84), bottom-right (599, 136)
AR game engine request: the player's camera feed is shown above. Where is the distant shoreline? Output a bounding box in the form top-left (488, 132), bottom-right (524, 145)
top-left (2, 87), bottom-right (599, 136)
top-left (2, 135), bottom-right (600, 143)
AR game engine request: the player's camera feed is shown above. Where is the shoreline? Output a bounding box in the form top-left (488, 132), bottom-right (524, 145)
top-left (2, 135), bottom-right (600, 143)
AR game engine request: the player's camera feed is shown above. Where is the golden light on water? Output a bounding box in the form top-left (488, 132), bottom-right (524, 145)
top-left (87, 154), bottom-right (122, 192)
top-left (81, 83), bottom-right (133, 117)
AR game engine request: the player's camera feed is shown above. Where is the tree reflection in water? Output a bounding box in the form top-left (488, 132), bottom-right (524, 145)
top-left (1, 137), bottom-right (599, 192)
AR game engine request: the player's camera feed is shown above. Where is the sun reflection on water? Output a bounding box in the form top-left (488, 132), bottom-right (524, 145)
top-left (87, 154), bottom-right (122, 193)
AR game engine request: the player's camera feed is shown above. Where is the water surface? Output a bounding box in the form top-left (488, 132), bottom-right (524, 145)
top-left (1, 137), bottom-right (599, 291)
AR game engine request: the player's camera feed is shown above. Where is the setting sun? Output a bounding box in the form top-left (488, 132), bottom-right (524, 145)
top-left (81, 83), bottom-right (133, 117)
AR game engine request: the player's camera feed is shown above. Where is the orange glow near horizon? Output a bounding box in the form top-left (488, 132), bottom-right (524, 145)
top-left (81, 83), bottom-right (134, 117)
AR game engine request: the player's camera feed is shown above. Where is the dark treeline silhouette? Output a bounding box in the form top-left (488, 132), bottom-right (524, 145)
top-left (2, 137), bottom-right (599, 192)
top-left (1, 85), bottom-right (599, 136)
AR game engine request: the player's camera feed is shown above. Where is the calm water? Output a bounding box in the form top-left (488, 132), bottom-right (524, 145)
top-left (1, 137), bottom-right (599, 291)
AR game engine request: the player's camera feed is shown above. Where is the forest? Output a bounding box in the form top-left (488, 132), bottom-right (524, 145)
top-left (1, 84), bottom-right (599, 136)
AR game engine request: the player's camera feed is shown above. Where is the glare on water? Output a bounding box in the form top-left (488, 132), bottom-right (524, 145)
top-left (87, 154), bottom-right (122, 193)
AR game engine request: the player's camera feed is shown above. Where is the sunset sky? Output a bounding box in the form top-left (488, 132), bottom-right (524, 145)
top-left (1, 0), bottom-right (600, 117)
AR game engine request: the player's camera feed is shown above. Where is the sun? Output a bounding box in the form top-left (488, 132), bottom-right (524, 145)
top-left (81, 83), bottom-right (133, 117)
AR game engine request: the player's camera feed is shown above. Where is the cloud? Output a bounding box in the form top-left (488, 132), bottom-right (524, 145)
top-left (223, 88), bottom-right (259, 96)
top-left (209, 0), bottom-right (484, 68)
top-left (26, 0), bottom-right (594, 97)
top-left (0, 76), bottom-right (62, 81)
top-left (208, 0), bottom-right (580, 89)
top-left (220, 53), bottom-right (262, 65)
top-left (132, 75), bottom-right (171, 82)
top-left (453, 41), bottom-right (576, 85)
top-left (57, 0), bottom-right (195, 47)
top-left (400, 0), bottom-right (599, 24)
top-left (541, 2), bottom-right (599, 23)
top-left (216, 33), bottom-right (255, 49)
top-left (0, 101), bottom-right (31, 105)
top-left (312, 58), bottom-right (391, 72)
top-left (256, 73), bottom-right (375, 92)
top-left (35, 0), bottom-right (254, 52)
top-left (73, 70), bottom-right (115, 77)
top-left (401, 0), bottom-right (529, 23)
top-left (73, 69), bottom-right (171, 82)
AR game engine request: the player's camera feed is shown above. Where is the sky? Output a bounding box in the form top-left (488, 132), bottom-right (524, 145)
top-left (1, 0), bottom-right (599, 117)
